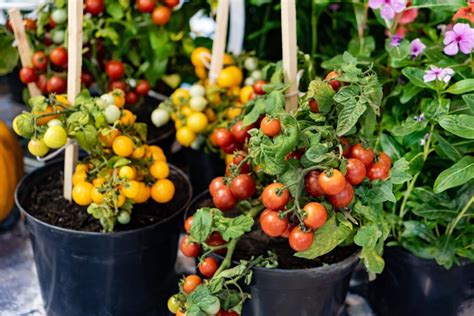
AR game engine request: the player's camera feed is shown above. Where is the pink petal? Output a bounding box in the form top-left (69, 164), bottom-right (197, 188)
top-left (423, 73), bottom-right (436, 82)
top-left (391, 0), bottom-right (407, 13)
top-left (459, 39), bottom-right (474, 54)
top-left (453, 23), bottom-right (471, 35)
top-left (444, 42), bottom-right (459, 55)
top-left (381, 5), bottom-right (395, 20)
top-left (443, 31), bottom-right (456, 45)
top-left (369, 0), bottom-right (385, 9)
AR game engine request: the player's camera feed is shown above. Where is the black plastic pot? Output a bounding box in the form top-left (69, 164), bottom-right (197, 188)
top-left (15, 161), bottom-right (192, 316)
top-left (186, 191), bottom-right (360, 316)
top-left (368, 247), bottom-right (474, 316)
top-left (185, 149), bottom-right (225, 197)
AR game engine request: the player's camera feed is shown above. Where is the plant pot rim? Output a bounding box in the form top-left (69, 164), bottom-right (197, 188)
top-left (147, 121), bottom-right (175, 144)
top-left (186, 190), bottom-right (361, 274)
top-left (15, 160), bottom-right (192, 237)
top-left (385, 245), bottom-right (472, 268)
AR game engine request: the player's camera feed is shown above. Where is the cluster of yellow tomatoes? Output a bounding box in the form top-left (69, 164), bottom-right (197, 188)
top-left (152, 47), bottom-right (260, 149)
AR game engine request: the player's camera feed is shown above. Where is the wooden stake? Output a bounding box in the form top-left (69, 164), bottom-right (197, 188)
top-left (281, 0), bottom-right (298, 112)
top-left (8, 9), bottom-right (41, 97)
top-left (63, 0), bottom-right (83, 201)
top-left (209, 0), bottom-right (230, 84)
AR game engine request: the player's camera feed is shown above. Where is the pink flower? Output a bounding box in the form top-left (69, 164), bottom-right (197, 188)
top-left (369, 0), bottom-right (407, 20)
top-left (410, 38), bottom-right (426, 57)
top-left (443, 23), bottom-right (474, 55)
top-left (423, 66), bottom-right (454, 83)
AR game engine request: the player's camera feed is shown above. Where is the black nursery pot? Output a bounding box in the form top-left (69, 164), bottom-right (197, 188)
top-left (15, 161), bottom-right (192, 316)
top-left (186, 191), bottom-right (360, 316)
top-left (368, 247), bottom-right (474, 316)
top-left (185, 149), bottom-right (226, 197)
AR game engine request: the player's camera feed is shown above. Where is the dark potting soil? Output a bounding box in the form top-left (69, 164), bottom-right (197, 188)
top-left (24, 169), bottom-right (189, 233)
top-left (189, 196), bottom-right (358, 270)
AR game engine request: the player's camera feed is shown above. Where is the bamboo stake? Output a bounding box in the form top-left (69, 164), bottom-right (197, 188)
top-left (8, 9), bottom-right (42, 97)
top-left (209, 0), bottom-right (230, 84)
top-left (281, 0), bottom-right (298, 112)
top-left (63, 1), bottom-right (83, 201)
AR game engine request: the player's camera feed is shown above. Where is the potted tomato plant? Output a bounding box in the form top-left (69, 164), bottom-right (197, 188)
top-left (357, 2), bottom-right (474, 315)
top-left (166, 55), bottom-right (409, 316)
top-left (13, 89), bottom-right (192, 315)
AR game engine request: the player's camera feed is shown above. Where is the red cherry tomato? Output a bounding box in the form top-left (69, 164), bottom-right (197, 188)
top-left (253, 80), bottom-right (267, 95)
top-left (289, 227), bottom-right (314, 252)
top-left (136, 0), bottom-right (157, 13)
top-left (367, 162), bottom-right (390, 181)
top-left (318, 169), bottom-right (346, 195)
top-left (180, 235), bottom-right (201, 257)
top-left (309, 99), bottom-right (319, 112)
top-left (209, 177), bottom-right (226, 196)
top-left (222, 141), bottom-right (240, 154)
top-left (206, 232), bottom-right (225, 247)
top-left (152, 6), bottom-right (171, 25)
top-left (302, 202), bottom-right (328, 230)
top-left (230, 174), bottom-right (256, 200)
top-left (19, 67), bottom-right (36, 84)
top-left (378, 152), bottom-right (392, 168)
top-left (325, 71), bottom-right (341, 91)
top-left (286, 149), bottom-right (305, 161)
top-left (345, 158), bottom-right (366, 185)
top-left (217, 310), bottom-right (239, 316)
top-left (327, 182), bottom-right (354, 208)
top-left (32, 51), bottom-right (48, 71)
top-left (164, 0), bottom-right (180, 8)
top-left (198, 257), bottom-right (219, 278)
top-left (259, 209), bottom-right (288, 237)
top-left (184, 216), bottom-right (193, 234)
top-left (85, 0), bottom-right (104, 15)
top-left (212, 128), bottom-right (234, 148)
top-left (183, 275), bottom-right (202, 294)
top-left (135, 79), bottom-right (151, 96)
top-left (350, 144), bottom-right (374, 168)
top-left (260, 116), bottom-right (281, 137)
top-left (47, 76), bottom-right (67, 94)
top-left (36, 74), bottom-right (48, 93)
top-left (212, 186), bottom-right (237, 211)
top-left (105, 60), bottom-right (125, 80)
top-left (81, 72), bottom-right (94, 87)
top-left (261, 183), bottom-right (290, 210)
top-left (339, 137), bottom-right (351, 158)
top-left (49, 47), bottom-right (68, 67)
top-left (23, 19), bottom-right (36, 31)
top-left (126, 91), bottom-right (139, 105)
top-left (231, 121), bottom-right (252, 143)
top-left (233, 152), bottom-right (251, 173)
top-left (109, 81), bottom-right (128, 91)
top-left (305, 170), bottom-right (325, 198)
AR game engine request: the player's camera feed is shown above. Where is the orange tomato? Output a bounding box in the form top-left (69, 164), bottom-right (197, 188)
top-left (112, 135), bottom-right (134, 157)
top-left (151, 179), bottom-right (175, 203)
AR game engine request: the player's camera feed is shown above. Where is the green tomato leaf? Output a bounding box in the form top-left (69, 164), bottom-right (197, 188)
top-left (190, 208), bottom-right (215, 243)
top-left (354, 224), bottom-right (382, 248)
top-left (334, 86), bottom-right (367, 136)
top-left (220, 215), bottom-right (254, 241)
top-left (433, 156), bottom-right (474, 193)
top-left (76, 125), bottom-right (98, 151)
top-left (359, 247), bottom-right (384, 274)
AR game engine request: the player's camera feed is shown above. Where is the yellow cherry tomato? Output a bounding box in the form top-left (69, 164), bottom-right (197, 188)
top-left (228, 85), bottom-right (240, 97)
top-left (72, 182), bottom-right (93, 206)
top-left (72, 171), bottom-right (88, 186)
top-left (151, 179), bottom-right (175, 203)
top-left (217, 66), bottom-right (243, 88)
top-left (91, 187), bottom-right (104, 204)
top-left (28, 138), bottom-right (49, 157)
top-left (92, 177), bottom-right (105, 187)
top-left (226, 107), bottom-right (242, 120)
top-left (112, 90), bottom-right (125, 108)
top-left (195, 66), bottom-right (207, 80)
top-left (133, 183), bottom-right (151, 203)
top-left (116, 194), bottom-right (126, 207)
top-left (55, 94), bottom-right (69, 106)
top-left (191, 47), bottom-right (211, 67)
top-left (205, 108), bottom-right (217, 122)
top-left (225, 154), bottom-right (234, 165)
top-left (175, 119), bottom-right (184, 129)
top-left (171, 88), bottom-right (190, 106)
top-left (75, 163), bottom-right (89, 173)
top-left (119, 166), bottom-right (136, 180)
top-left (180, 105), bottom-right (193, 117)
top-left (120, 109), bottom-right (136, 125)
top-left (99, 129), bottom-right (121, 147)
top-left (132, 146), bottom-right (145, 159)
top-left (240, 85), bottom-right (254, 104)
top-left (223, 53), bottom-right (234, 65)
top-left (112, 135), bottom-right (134, 157)
top-left (186, 112), bottom-right (208, 133)
top-left (150, 161), bottom-right (170, 179)
top-left (176, 127), bottom-right (196, 147)
top-left (122, 180), bottom-right (141, 199)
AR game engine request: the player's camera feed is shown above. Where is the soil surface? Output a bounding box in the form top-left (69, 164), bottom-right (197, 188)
top-left (22, 167), bottom-right (190, 233)
top-left (188, 194), bottom-right (358, 270)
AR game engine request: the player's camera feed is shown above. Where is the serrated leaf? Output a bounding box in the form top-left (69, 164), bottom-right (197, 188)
top-left (354, 224), bottom-right (382, 248)
top-left (76, 125), bottom-right (97, 151)
top-left (191, 208), bottom-right (214, 243)
top-left (390, 158), bottom-right (412, 184)
top-left (334, 86), bottom-right (367, 136)
top-left (220, 216), bottom-right (254, 241)
top-left (360, 248), bottom-right (384, 274)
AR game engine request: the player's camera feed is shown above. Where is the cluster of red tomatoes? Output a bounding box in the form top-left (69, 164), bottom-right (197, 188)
top-left (104, 60), bottom-right (152, 105)
top-left (136, 0), bottom-right (179, 25)
top-left (257, 142), bottom-right (392, 252)
top-left (19, 48), bottom-right (68, 94)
